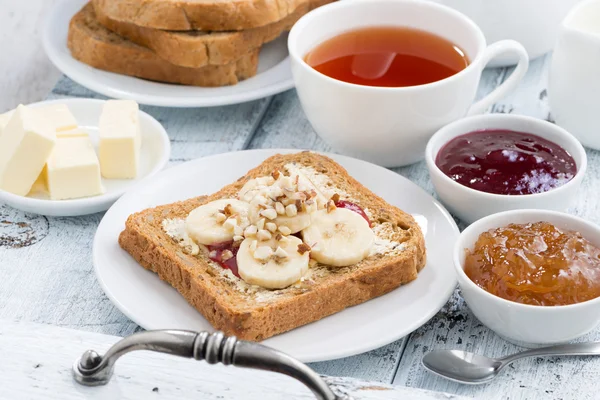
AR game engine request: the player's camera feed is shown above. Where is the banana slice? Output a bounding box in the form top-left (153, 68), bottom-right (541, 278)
top-left (185, 199), bottom-right (250, 245)
top-left (237, 236), bottom-right (309, 289)
top-left (302, 208), bottom-right (375, 267)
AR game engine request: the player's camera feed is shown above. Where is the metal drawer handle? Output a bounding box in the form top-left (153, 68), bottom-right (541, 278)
top-left (73, 330), bottom-right (349, 400)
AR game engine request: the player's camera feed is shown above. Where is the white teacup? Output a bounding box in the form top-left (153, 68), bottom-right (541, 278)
top-left (288, 0), bottom-right (529, 167)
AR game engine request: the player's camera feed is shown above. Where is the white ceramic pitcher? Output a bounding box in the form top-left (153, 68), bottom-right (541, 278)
top-left (549, 0), bottom-right (600, 150)
top-left (429, 0), bottom-right (582, 67)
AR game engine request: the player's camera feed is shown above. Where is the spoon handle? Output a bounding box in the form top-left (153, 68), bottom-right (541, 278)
top-left (501, 342), bottom-right (600, 364)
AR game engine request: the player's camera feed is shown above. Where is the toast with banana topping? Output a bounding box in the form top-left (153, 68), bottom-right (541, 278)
top-left (119, 152), bottom-right (426, 341)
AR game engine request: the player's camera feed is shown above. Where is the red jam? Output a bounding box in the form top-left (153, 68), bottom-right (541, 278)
top-left (335, 200), bottom-right (371, 226)
top-left (436, 130), bottom-right (577, 195)
top-left (207, 241), bottom-right (240, 278)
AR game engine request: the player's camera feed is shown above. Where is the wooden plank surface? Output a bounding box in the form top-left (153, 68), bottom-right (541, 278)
top-left (0, 320), bottom-right (470, 400)
top-left (1, 50), bottom-right (599, 400)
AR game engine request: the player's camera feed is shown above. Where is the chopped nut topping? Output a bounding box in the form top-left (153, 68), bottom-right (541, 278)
top-left (274, 246), bottom-right (289, 259)
top-left (260, 208), bottom-right (278, 220)
top-left (215, 212), bottom-right (227, 223)
top-left (306, 190), bottom-right (317, 199)
top-left (250, 240), bottom-right (258, 252)
top-left (221, 249), bottom-right (234, 261)
top-left (285, 204), bottom-right (298, 217)
top-left (209, 250), bottom-right (218, 258)
top-left (278, 225), bottom-right (292, 236)
top-left (331, 193), bottom-right (340, 203)
top-left (223, 203), bottom-right (234, 217)
top-left (256, 218), bottom-right (266, 231)
top-left (327, 200), bottom-right (337, 213)
top-left (244, 225), bottom-right (258, 237)
top-left (297, 243), bottom-right (311, 255)
top-left (257, 229), bottom-right (272, 241)
top-left (233, 235), bottom-right (244, 242)
top-left (233, 225), bottom-right (244, 237)
top-left (295, 199), bottom-right (304, 212)
top-left (275, 233), bottom-right (283, 241)
top-left (223, 217), bottom-right (238, 231)
top-left (266, 222), bottom-right (278, 233)
top-left (272, 170), bottom-right (281, 180)
top-left (254, 246), bottom-right (273, 261)
top-left (294, 175), bottom-right (299, 185)
top-left (296, 192), bottom-right (307, 201)
top-left (275, 202), bottom-right (285, 215)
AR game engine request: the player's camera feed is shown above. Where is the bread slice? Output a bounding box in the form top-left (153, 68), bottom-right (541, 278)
top-left (68, 4), bottom-right (258, 87)
top-left (119, 152), bottom-right (427, 341)
top-left (93, 0), bottom-right (308, 31)
top-left (93, 0), bottom-right (334, 68)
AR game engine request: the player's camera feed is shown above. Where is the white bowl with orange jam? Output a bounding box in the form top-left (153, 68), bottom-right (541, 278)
top-left (454, 209), bottom-right (600, 346)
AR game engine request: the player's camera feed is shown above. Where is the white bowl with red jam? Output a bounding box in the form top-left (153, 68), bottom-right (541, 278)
top-left (454, 209), bottom-right (600, 347)
top-left (425, 114), bottom-right (587, 224)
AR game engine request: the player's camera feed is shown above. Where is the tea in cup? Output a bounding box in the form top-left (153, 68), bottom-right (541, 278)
top-left (288, 0), bottom-right (529, 167)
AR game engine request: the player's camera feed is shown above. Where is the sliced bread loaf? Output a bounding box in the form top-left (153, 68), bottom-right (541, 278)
top-left (93, 0), bottom-right (333, 68)
top-left (68, 4), bottom-right (259, 87)
top-left (93, 0), bottom-right (308, 31)
top-left (119, 152), bottom-right (427, 341)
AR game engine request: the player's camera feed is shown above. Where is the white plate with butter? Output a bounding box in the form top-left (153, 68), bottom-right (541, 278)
top-left (0, 99), bottom-right (170, 216)
top-left (93, 149), bottom-right (459, 362)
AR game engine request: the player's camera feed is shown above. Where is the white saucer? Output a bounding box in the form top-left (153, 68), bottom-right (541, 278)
top-left (43, 0), bottom-right (295, 108)
top-left (93, 149), bottom-right (459, 362)
top-left (0, 99), bottom-right (171, 217)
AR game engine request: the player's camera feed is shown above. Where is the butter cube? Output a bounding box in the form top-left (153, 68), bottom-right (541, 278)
top-left (36, 104), bottom-right (78, 133)
top-left (0, 105), bottom-right (56, 196)
top-left (57, 127), bottom-right (89, 138)
top-left (99, 100), bottom-right (141, 179)
top-left (0, 109), bottom-right (15, 135)
top-left (46, 136), bottom-right (103, 200)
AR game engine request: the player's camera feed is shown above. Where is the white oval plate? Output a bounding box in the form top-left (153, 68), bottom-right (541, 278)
top-left (94, 149), bottom-right (459, 362)
top-left (43, 0), bottom-right (295, 108)
top-left (0, 98), bottom-right (171, 216)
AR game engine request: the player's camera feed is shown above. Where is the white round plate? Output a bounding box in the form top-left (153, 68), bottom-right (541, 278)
top-left (43, 0), bottom-right (295, 108)
top-left (0, 99), bottom-right (170, 217)
top-left (94, 149), bottom-right (459, 362)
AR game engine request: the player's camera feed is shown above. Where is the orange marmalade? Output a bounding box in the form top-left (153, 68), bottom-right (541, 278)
top-left (464, 222), bottom-right (600, 306)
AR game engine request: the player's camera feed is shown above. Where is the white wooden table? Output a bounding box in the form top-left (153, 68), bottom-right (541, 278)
top-left (2, 54), bottom-right (600, 399)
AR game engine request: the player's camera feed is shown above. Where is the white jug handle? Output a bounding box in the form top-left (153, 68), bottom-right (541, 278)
top-left (467, 40), bottom-right (529, 116)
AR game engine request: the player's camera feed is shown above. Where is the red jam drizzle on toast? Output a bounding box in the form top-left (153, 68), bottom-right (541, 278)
top-left (207, 241), bottom-right (240, 278)
top-left (335, 200), bottom-right (371, 227)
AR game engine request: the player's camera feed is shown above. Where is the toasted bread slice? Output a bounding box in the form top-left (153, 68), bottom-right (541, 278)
top-left (93, 0), bottom-right (334, 68)
top-left (94, 0), bottom-right (308, 31)
top-left (119, 152), bottom-right (426, 341)
top-left (68, 4), bottom-right (259, 87)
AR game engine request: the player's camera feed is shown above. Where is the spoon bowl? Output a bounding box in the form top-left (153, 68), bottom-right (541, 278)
top-left (422, 350), bottom-right (502, 384)
top-left (423, 342), bottom-right (600, 384)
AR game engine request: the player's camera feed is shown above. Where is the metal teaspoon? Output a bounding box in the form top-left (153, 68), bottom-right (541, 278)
top-left (422, 342), bottom-right (600, 384)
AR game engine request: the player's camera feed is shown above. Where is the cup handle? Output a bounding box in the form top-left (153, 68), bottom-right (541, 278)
top-left (467, 40), bottom-right (529, 116)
